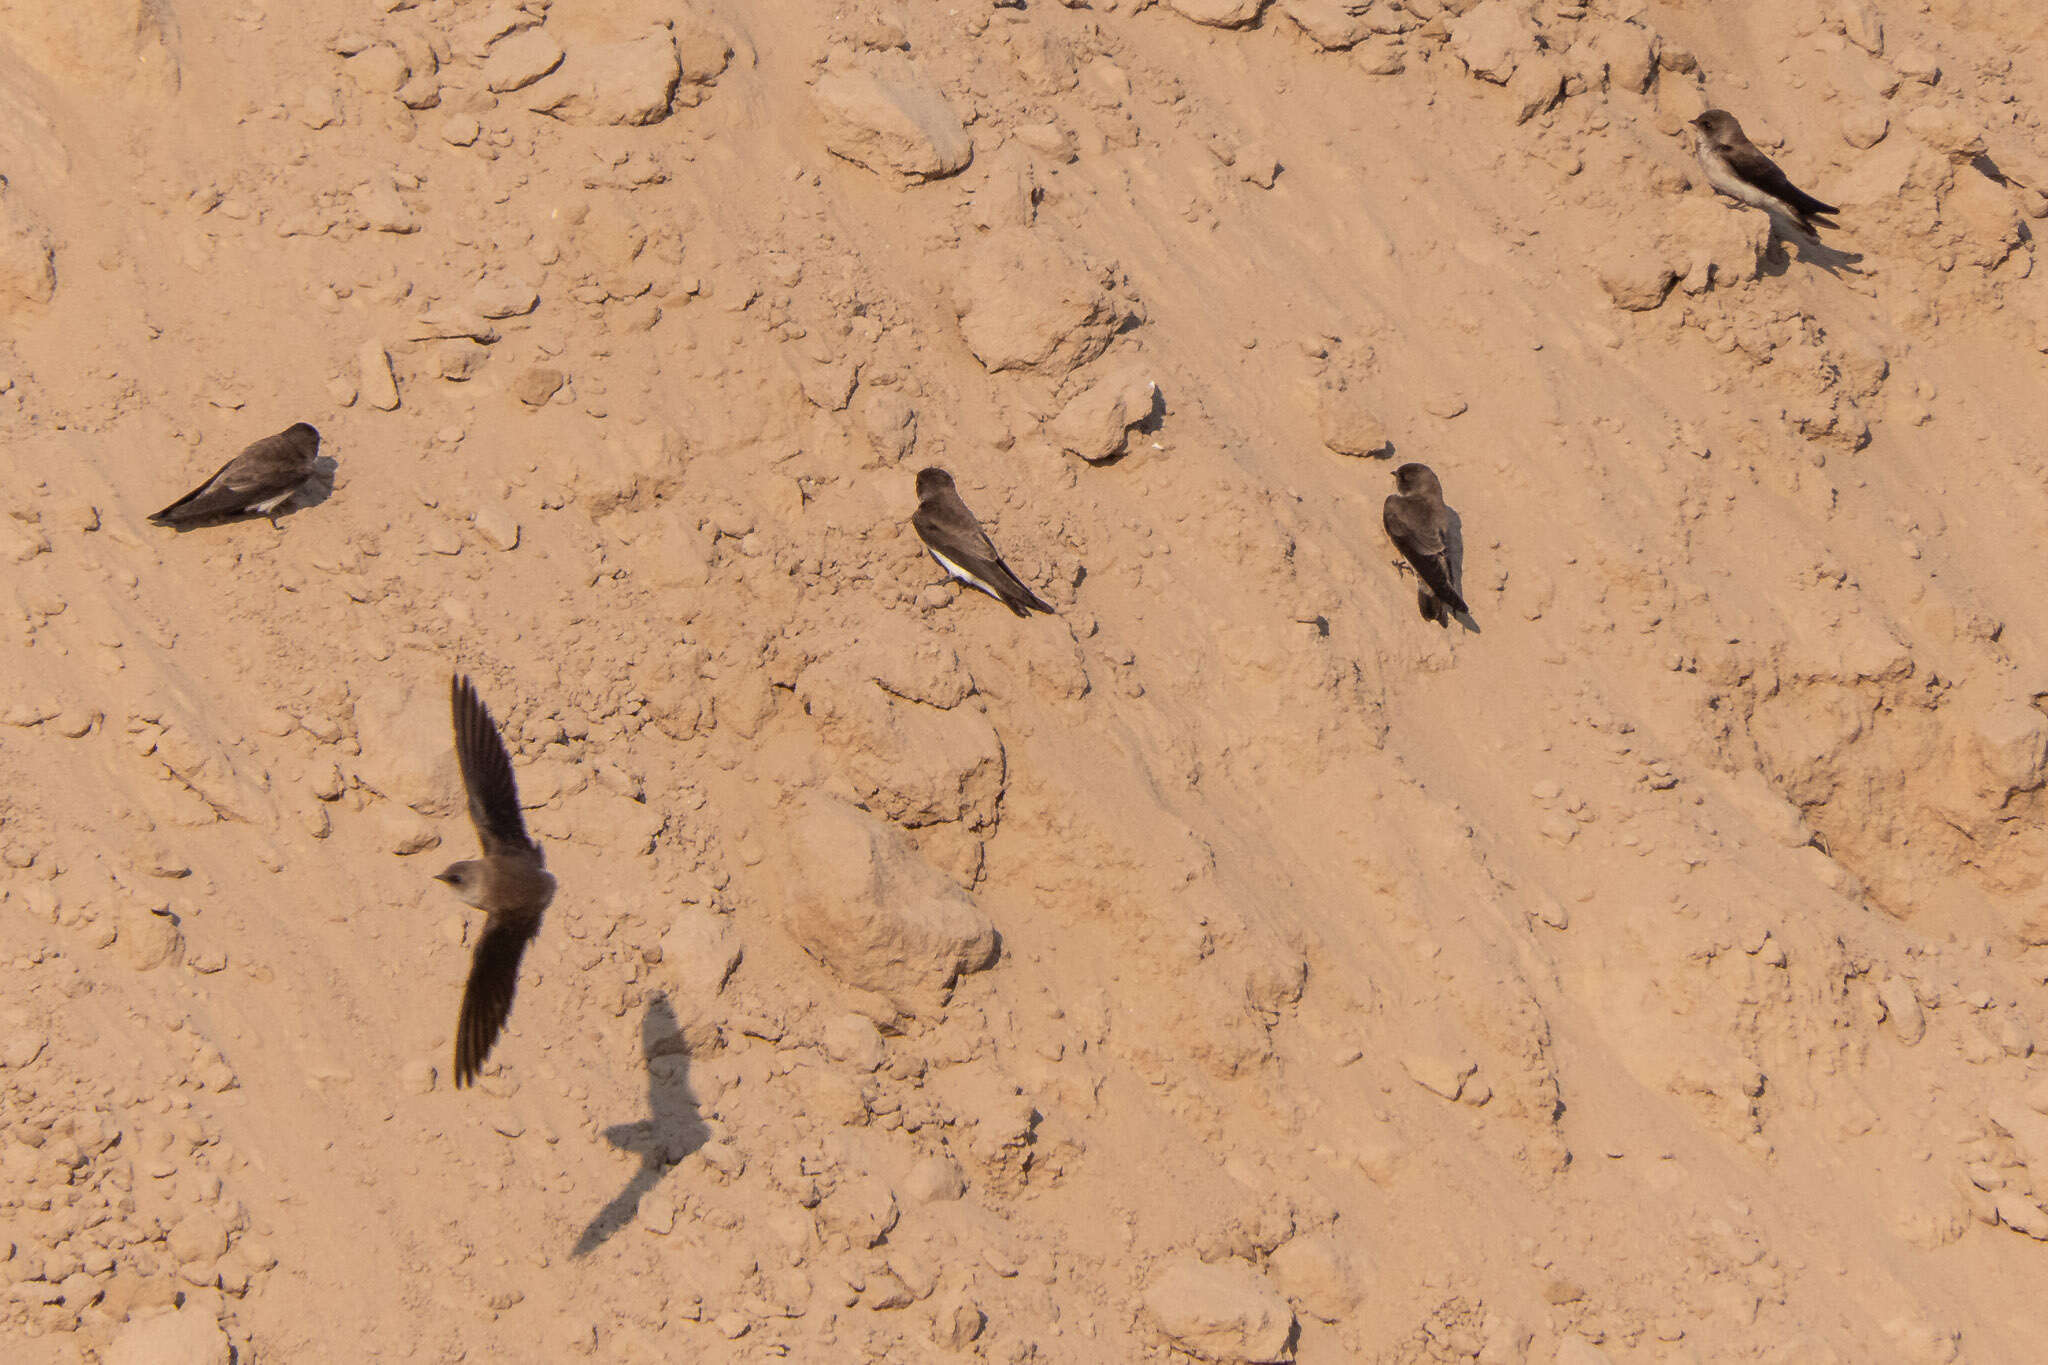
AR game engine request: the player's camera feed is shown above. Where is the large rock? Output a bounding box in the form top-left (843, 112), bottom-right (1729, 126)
top-left (812, 57), bottom-right (972, 185)
top-left (526, 28), bottom-right (683, 126)
top-left (956, 232), bottom-right (1124, 377)
top-left (783, 799), bottom-right (998, 1008)
top-left (1144, 1258), bottom-right (1296, 1362)
top-left (1279, 0), bottom-right (1372, 50)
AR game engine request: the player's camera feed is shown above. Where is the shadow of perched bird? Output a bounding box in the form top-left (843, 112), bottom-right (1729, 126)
top-left (149, 422), bottom-right (325, 527)
top-left (435, 673), bottom-right (555, 1088)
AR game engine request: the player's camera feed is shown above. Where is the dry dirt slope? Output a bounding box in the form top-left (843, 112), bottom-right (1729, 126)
top-left (2, 0), bottom-right (2047, 1361)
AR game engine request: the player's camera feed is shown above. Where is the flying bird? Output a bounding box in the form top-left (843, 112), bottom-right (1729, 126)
top-left (1383, 462), bottom-right (1469, 625)
top-left (149, 422), bottom-right (322, 527)
top-left (436, 673), bottom-right (555, 1088)
top-left (911, 467), bottom-right (1054, 618)
top-left (1691, 109), bottom-right (1842, 243)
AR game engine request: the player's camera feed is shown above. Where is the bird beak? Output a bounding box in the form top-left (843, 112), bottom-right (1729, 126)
top-left (433, 871), bottom-right (457, 885)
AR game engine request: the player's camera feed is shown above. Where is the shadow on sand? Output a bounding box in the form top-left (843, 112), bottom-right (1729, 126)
top-left (571, 993), bottom-right (710, 1258)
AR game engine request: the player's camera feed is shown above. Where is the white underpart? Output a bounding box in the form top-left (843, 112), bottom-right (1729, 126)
top-left (1698, 145), bottom-right (1816, 243)
top-left (250, 488), bottom-right (296, 514)
top-left (928, 546), bottom-right (1002, 601)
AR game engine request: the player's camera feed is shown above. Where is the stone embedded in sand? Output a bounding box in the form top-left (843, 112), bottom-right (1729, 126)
top-left (1269, 1234), bottom-right (1360, 1323)
top-left (1051, 367), bottom-right (1159, 462)
top-left (473, 505), bottom-right (520, 550)
top-left (482, 28), bottom-right (563, 93)
top-left (514, 366), bottom-right (566, 407)
top-left (121, 908), bottom-right (182, 971)
top-left (816, 1172), bottom-right (899, 1248)
top-left (1878, 977), bottom-right (1925, 1044)
top-left (1903, 106), bottom-right (1986, 164)
top-left (1166, 0), bottom-right (1268, 28)
top-left (903, 1154), bottom-right (967, 1204)
top-left (1578, 19), bottom-right (1661, 93)
top-left (956, 232), bottom-right (1124, 377)
top-left (105, 1303), bottom-right (231, 1365)
top-left (359, 341), bottom-right (400, 410)
top-left (1279, 0), bottom-right (1370, 50)
top-left (348, 44), bottom-right (410, 96)
top-left (473, 277), bottom-right (540, 319)
top-left (1449, 2), bottom-right (1539, 85)
top-left (1143, 1258), bottom-right (1295, 1363)
top-left (783, 798), bottom-right (998, 1009)
top-left (1598, 254), bottom-right (1678, 311)
top-left (812, 59), bottom-right (973, 186)
top-left (526, 29), bottom-right (683, 126)
top-left (1403, 1052), bottom-right (1477, 1100)
top-left (1316, 381), bottom-right (1391, 457)
top-left (822, 1013), bottom-right (887, 1071)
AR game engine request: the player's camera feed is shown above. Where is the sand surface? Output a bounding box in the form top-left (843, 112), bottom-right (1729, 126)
top-left (3, 1), bottom-right (2047, 1361)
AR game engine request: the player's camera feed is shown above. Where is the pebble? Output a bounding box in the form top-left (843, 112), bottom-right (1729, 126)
top-left (1403, 1053), bottom-right (1478, 1101)
top-left (514, 367), bottom-right (566, 407)
top-left (473, 507), bottom-right (521, 551)
top-left (822, 1013), bottom-right (887, 1072)
top-left (441, 114), bottom-right (482, 146)
top-left (401, 1061), bottom-right (437, 1095)
top-left (1878, 977), bottom-right (1926, 1045)
top-left (359, 341), bottom-right (401, 410)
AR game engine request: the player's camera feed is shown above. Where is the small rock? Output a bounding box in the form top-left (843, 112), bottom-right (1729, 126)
top-left (473, 507), bottom-right (521, 551)
top-left (121, 909), bottom-right (183, 972)
top-left (441, 113), bottom-right (482, 146)
top-left (104, 1303), bottom-right (232, 1365)
top-left (483, 29), bottom-right (563, 93)
top-left (1269, 1234), bottom-right (1360, 1322)
top-left (1050, 368), bottom-right (1158, 462)
top-left (1402, 1053), bottom-right (1477, 1100)
top-left (902, 1154), bottom-right (967, 1204)
top-left (1317, 382), bottom-right (1390, 457)
top-left (1995, 1194), bottom-right (2048, 1240)
top-left (359, 342), bottom-right (400, 410)
top-left (1599, 255), bottom-right (1678, 311)
top-left (526, 29), bottom-right (684, 127)
top-left (514, 367), bottom-right (566, 407)
top-left (401, 1060), bottom-right (437, 1094)
top-left (823, 1013), bottom-right (887, 1071)
top-left (1878, 977), bottom-right (1925, 1045)
top-left (1166, 0), bottom-right (1265, 26)
top-left (473, 277), bottom-right (539, 319)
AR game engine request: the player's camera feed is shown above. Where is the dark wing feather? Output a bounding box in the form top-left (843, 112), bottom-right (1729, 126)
top-left (453, 912), bottom-right (541, 1087)
top-left (150, 430), bottom-right (316, 525)
top-left (1384, 498), bottom-right (1469, 617)
top-left (913, 505), bottom-right (1054, 616)
top-left (451, 674), bottom-right (538, 856)
top-left (1724, 142), bottom-right (1839, 219)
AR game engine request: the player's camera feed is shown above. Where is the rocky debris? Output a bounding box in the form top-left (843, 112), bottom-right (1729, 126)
top-left (812, 56), bottom-right (972, 185)
top-left (482, 28), bottom-right (562, 92)
top-left (1448, 2), bottom-right (1540, 85)
top-left (1279, 0), bottom-right (1371, 51)
top-left (1268, 1234), bottom-right (1361, 1323)
top-left (782, 798), bottom-right (998, 1009)
top-left (513, 366), bottom-right (567, 407)
top-left (1168, 0), bottom-right (1269, 28)
top-left (526, 28), bottom-right (685, 127)
top-left (1599, 253), bottom-right (1678, 311)
top-left (1050, 367), bottom-right (1159, 462)
top-left (1144, 1257), bottom-right (1296, 1362)
top-left (956, 232), bottom-right (1126, 377)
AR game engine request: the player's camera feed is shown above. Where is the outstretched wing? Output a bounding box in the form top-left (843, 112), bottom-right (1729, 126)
top-left (454, 912), bottom-right (541, 1087)
top-left (451, 674), bottom-right (538, 856)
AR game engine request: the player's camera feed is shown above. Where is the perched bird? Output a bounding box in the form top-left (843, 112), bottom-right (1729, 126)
top-left (911, 467), bottom-right (1054, 618)
top-left (1691, 110), bottom-right (1841, 243)
top-left (436, 674), bottom-right (555, 1088)
top-left (149, 422), bottom-right (322, 527)
top-left (1382, 462), bottom-right (1469, 625)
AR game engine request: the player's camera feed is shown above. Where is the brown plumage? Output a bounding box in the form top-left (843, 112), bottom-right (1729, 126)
top-left (149, 422), bottom-right (321, 527)
top-left (435, 674), bottom-right (555, 1088)
top-left (1691, 110), bottom-right (1841, 240)
top-left (1382, 462), bottom-right (1469, 625)
top-left (911, 467), bottom-right (1054, 618)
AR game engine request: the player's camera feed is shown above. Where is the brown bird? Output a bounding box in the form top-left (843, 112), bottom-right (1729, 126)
top-left (149, 422), bottom-right (322, 527)
top-left (1691, 110), bottom-right (1842, 243)
top-left (1382, 462), bottom-right (1469, 625)
top-left (911, 467), bottom-right (1054, 618)
top-left (436, 674), bottom-right (555, 1088)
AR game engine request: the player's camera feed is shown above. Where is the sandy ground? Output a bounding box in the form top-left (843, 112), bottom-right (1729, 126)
top-left (3, 1), bottom-right (2047, 1361)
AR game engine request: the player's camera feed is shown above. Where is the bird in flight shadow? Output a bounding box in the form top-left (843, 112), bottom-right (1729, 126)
top-left (571, 993), bottom-right (709, 1257)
